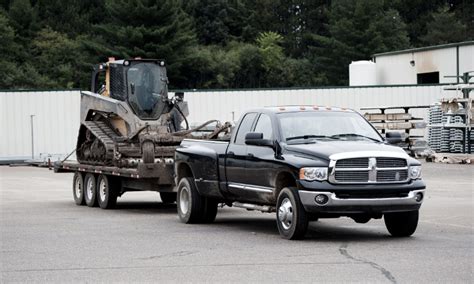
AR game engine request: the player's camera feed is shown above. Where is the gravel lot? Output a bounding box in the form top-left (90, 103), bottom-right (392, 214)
top-left (1, 162), bottom-right (473, 283)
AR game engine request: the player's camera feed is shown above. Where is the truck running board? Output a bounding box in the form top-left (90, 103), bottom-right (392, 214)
top-left (232, 202), bottom-right (275, 213)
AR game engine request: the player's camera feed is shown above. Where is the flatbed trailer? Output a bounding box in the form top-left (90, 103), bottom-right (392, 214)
top-left (54, 160), bottom-right (177, 209)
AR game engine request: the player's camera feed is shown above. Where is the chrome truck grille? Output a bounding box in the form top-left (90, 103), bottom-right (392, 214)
top-left (329, 155), bottom-right (409, 184)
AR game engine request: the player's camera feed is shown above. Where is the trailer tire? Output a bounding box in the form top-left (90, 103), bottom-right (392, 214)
top-left (384, 210), bottom-right (419, 237)
top-left (160, 192), bottom-right (177, 204)
top-left (72, 172), bottom-right (85, 205)
top-left (177, 177), bottom-right (205, 224)
top-left (276, 187), bottom-right (308, 240)
top-left (97, 174), bottom-right (118, 209)
top-left (84, 173), bottom-right (98, 207)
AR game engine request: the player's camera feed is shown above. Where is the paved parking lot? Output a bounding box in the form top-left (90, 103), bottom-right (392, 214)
top-left (1, 162), bottom-right (473, 283)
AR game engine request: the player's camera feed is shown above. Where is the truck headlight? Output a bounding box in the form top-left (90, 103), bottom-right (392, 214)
top-left (299, 167), bottom-right (328, 181)
top-left (409, 166), bottom-right (422, 179)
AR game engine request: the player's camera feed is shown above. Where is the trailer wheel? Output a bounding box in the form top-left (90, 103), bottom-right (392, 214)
top-left (276, 187), bottom-right (308, 240)
top-left (97, 174), bottom-right (119, 209)
top-left (384, 210), bottom-right (419, 237)
top-left (72, 172), bottom-right (85, 205)
top-left (160, 192), bottom-right (177, 204)
top-left (84, 173), bottom-right (98, 207)
top-left (177, 177), bottom-right (205, 223)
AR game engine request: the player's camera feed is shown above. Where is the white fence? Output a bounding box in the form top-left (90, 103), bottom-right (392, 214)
top-left (0, 85), bottom-right (462, 161)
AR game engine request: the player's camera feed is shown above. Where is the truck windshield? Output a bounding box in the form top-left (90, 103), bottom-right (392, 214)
top-left (126, 62), bottom-right (168, 120)
top-left (277, 111), bottom-right (382, 143)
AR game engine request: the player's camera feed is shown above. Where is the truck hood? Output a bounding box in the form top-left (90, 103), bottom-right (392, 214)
top-left (284, 141), bottom-right (407, 160)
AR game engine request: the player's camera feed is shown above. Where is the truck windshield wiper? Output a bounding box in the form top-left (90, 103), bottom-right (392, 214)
top-left (286, 135), bottom-right (333, 141)
top-left (330, 133), bottom-right (381, 142)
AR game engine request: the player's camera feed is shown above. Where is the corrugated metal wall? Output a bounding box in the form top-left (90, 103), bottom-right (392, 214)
top-left (0, 91), bottom-right (80, 161)
top-left (0, 86), bottom-right (462, 161)
top-left (183, 85), bottom-right (459, 123)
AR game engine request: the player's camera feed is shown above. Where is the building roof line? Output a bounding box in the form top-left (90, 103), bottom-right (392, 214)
top-left (372, 41), bottom-right (474, 58)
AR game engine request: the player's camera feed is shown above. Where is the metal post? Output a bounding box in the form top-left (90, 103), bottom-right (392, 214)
top-left (30, 115), bottom-right (35, 159)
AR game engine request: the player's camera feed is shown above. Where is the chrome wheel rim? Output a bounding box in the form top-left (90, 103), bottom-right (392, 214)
top-left (99, 178), bottom-right (106, 202)
top-left (179, 186), bottom-right (190, 215)
top-left (86, 178), bottom-right (94, 200)
top-left (75, 176), bottom-right (82, 198)
top-left (278, 198), bottom-right (293, 230)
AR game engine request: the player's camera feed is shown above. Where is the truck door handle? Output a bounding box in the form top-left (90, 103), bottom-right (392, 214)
top-left (247, 153), bottom-right (254, 158)
top-left (228, 151), bottom-right (235, 156)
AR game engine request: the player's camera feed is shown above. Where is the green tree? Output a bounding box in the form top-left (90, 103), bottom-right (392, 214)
top-left (8, 0), bottom-right (38, 37)
top-left (420, 5), bottom-right (467, 45)
top-left (0, 11), bottom-right (20, 88)
top-left (184, 0), bottom-right (248, 45)
top-left (30, 27), bottom-right (83, 88)
top-left (309, 0), bottom-right (410, 85)
top-left (90, 0), bottom-right (196, 88)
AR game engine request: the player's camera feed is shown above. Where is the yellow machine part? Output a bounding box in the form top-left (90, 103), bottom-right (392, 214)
top-left (109, 116), bottom-right (128, 136)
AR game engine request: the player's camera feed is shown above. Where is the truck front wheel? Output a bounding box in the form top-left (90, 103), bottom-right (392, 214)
top-left (384, 210), bottom-right (419, 237)
top-left (177, 177), bottom-right (205, 224)
top-left (276, 187), bottom-right (308, 240)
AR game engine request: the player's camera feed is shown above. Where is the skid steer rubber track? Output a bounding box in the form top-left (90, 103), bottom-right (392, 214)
top-left (80, 121), bottom-right (120, 165)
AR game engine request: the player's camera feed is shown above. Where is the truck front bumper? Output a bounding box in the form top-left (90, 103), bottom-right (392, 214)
top-left (298, 189), bottom-right (424, 214)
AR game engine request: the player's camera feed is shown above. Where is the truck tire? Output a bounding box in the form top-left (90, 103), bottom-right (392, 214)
top-left (84, 173), bottom-right (98, 207)
top-left (97, 174), bottom-right (118, 209)
top-left (384, 210), bottom-right (419, 237)
top-left (72, 172), bottom-right (85, 205)
top-left (203, 198), bottom-right (218, 223)
top-left (276, 187), bottom-right (308, 240)
top-left (160, 192), bottom-right (177, 204)
top-left (177, 177), bottom-right (205, 224)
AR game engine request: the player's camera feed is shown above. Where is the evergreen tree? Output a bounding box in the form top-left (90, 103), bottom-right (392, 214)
top-left (309, 0), bottom-right (410, 85)
top-left (420, 5), bottom-right (468, 45)
top-left (30, 27), bottom-right (83, 88)
top-left (91, 0), bottom-right (196, 87)
top-left (184, 0), bottom-right (248, 45)
top-left (0, 11), bottom-right (20, 88)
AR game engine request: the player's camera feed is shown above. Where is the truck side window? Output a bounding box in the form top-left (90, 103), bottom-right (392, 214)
top-left (254, 114), bottom-right (273, 139)
top-left (234, 113), bottom-right (257, 144)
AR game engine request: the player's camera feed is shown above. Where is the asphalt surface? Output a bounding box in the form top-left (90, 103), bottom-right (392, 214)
top-left (1, 162), bottom-right (473, 283)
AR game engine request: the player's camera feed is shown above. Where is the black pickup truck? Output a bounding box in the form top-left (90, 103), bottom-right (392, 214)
top-left (174, 106), bottom-right (425, 239)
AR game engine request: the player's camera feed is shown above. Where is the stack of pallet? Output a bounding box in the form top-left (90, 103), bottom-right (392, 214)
top-left (363, 106), bottom-right (429, 156)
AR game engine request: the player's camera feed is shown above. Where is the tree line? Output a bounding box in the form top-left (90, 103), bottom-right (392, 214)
top-left (0, 0), bottom-right (472, 90)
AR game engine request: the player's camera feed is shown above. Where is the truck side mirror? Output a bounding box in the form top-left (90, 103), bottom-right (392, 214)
top-left (385, 132), bottom-right (403, 144)
top-left (245, 132), bottom-right (274, 148)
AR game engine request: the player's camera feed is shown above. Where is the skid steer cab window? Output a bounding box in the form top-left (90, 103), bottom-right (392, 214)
top-left (127, 62), bottom-right (168, 120)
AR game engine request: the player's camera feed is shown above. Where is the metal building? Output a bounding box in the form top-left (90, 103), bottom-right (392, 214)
top-left (0, 86), bottom-right (462, 162)
top-left (372, 41), bottom-right (474, 85)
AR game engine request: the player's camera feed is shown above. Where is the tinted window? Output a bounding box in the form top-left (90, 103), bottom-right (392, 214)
top-left (254, 114), bottom-right (273, 139)
top-left (235, 113), bottom-right (257, 144)
top-left (126, 62), bottom-right (168, 120)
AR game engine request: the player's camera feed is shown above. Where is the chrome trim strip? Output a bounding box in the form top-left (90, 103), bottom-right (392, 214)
top-left (182, 139), bottom-right (229, 144)
top-left (228, 183), bottom-right (273, 193)
top-left (298, 190), bottom-right (424, 207)
top-left (334, 167), bottom-right (408, 171)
